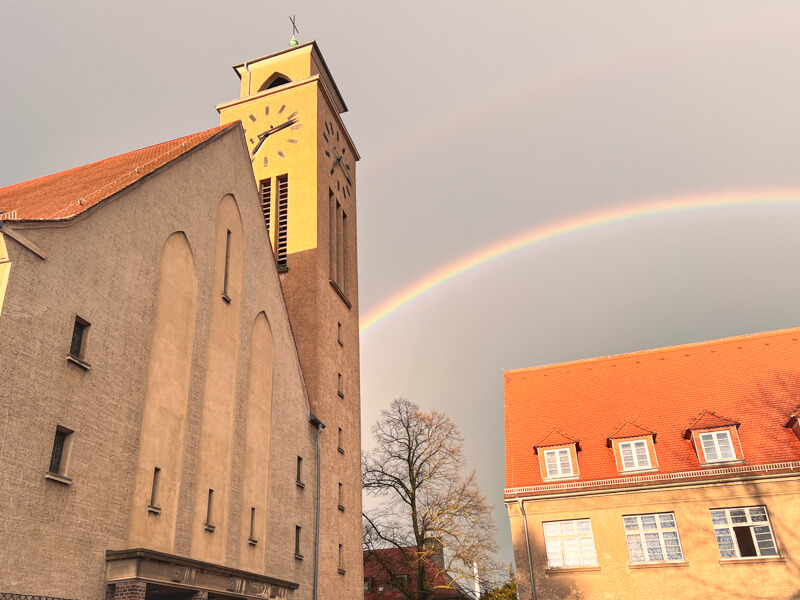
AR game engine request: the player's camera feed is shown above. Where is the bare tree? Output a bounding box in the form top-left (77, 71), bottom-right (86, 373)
top-left (363, 398), bottom-right (503, 600)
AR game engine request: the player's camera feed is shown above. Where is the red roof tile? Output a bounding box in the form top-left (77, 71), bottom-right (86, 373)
top-left (0, 123), bottom-right (238, 222)
top-left (504, 328), bottom-right (800, 493)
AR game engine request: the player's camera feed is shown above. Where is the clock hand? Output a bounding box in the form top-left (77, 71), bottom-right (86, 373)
top-left (334, 154), bottom-right (352, 184)
top-left (250, 118), bottom-right (298, 157)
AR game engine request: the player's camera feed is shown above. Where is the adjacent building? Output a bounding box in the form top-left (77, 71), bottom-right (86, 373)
top-left (504, 328), bottom-right (800, 600)
top-left (0, 41), bottom-right (362, 600)
top-left (363, 546), bottom-right (471, 600)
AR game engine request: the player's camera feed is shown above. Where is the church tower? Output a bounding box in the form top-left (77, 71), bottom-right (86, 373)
top-left (217, 41), bottom-right (362, 599)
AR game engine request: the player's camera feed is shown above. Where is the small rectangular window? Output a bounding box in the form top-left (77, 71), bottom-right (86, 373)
top-left (619, 440), bottom-right (651, 471)
top-left (623, 512), bottom-right (684, 563)
top-left (48, 426), bottom-right (73, 477)
top-left (69, 316), bottom-right (90, 361)
top-left (338, 544), bottom-right (345, 573)
top-left (295, 526), bottom-right (303, 558)
top-left (149, 467), bottom-right (162, 510)
top-left (337, 322), bottom-right (343, 346)
top-left (249, 507), bottom-right (257, 544)
top-left (711, 506), bottom-right (779, 559)
top-left (338, 373), bottom-right (344, 398)
top-left (542, 519), bottom-right (598, 569)
top-left (699, 431), bottom-right (735, 462)
top-left (296, 456), bottom-right (304, 487)
top-left (205, 489), bottom-right (215, 531)
top-left (543, 448), bottom-right (574, 478)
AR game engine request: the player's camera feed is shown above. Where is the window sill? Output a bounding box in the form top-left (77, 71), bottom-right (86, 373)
top-left (221, 292), bottom-right (232, 304)
top-left (66, 355), bottom-right (91, 370)
top-left (45, 471), bottom-right (72, 485)
top-left (277, 264), bottom-right (288, 274)
top-left (719, 556), bottom-right (785, 566)
top-left (629, 561), bottom-right (689, 569)
top-left (147, 505), bottom-right (161, 515)
top-left (296, 481), bottom-right (305, 489)
top-left (329, 279), bottom-right (352, 309)
top-left (545, 566), bottom-right (600, 574)
top-left (338, 339), bottom-right (344, 347)
top-left (338, 569), bottom-right (346, 575)
top-left (338, 391), bottom-right (345, 399)
top-left (620, 467), bottom-right (659, 475)
top-left (338, 505), bottom-right (345, 512)
top-left (248, 538), bottom-right (258, 546)
top-left (542, 475), bottom-right (580, 483)
top-left (338, 447), bottom-right (345, 455)
top-left (700, 459), bottom-right (745, 467)
top-left (204, 523), bottom-right (215, 532)
top-left (295, 554), bottom-right (304, 561)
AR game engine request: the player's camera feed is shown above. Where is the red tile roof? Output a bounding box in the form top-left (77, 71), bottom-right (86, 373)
top-left (0, 123), bottom-right (238, 222)
top-left (505, 328), bottom-right (800, 494)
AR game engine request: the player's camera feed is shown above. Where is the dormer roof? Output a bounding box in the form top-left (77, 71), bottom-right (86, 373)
top-left (534, 429), bottom-right (581, 454)
top-left (606, 421), bottom-right (656, 447)
top-left (683, 410), bottom-right (740, 439)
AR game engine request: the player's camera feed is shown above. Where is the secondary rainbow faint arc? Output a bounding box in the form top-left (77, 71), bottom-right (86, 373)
top-left (359, 191), bottom-right (800, 335)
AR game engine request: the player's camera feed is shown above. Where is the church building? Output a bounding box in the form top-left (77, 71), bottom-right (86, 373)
top-left (0, 41), bottom-right (363, 600)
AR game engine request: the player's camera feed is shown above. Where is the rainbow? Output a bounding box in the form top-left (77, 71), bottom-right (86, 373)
top-left (359, 191), bottom-right (800, 334)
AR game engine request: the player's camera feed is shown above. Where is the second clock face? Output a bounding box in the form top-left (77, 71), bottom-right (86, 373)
top-left (244, 102), bottom-right (302, 167)
top-left (322, 120), bottom-right (352, 199)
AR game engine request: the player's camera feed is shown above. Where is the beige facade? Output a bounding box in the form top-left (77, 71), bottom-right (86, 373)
top-left (0, 40), bottom-right (362, 600)
top-left (508, 474), bottom-right (800, 600)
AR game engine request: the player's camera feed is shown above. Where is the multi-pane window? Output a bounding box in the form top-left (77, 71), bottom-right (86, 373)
top-left (48, 427), bottom-right (73, 476)
top-left (363, 578), bottom-right (372, 593)
top-left (276, 174), bottom-right (289, 268)
top-left (69, 316), bottom-right (90, 361)
top-left (618, 440), bottom-right (651, 471)
top-left (711, 507), bottom-right (778, 559)
top-left (623, 513), bottom-right (684, 563)
top-left (542, 519), bottom-right (598, 568)
top-left (699, 431), bottom-right (735, 462)
top-left (259, 178), bottom-right (272, 242)
top-left (543, 448), bottom-right (573, 478)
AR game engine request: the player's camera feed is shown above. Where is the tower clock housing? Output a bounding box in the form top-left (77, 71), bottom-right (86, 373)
top-left (217, 41), bottom-right (362, 600)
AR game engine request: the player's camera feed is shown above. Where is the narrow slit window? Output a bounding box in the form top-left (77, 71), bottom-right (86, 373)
top-left (338, 544), bottom-right (344, 572)
top-left (260, 178), bottom-right (272, 249)
top-left (276, 175), bottom-right (289, 269)
top-left (205, 489), bottom-right (215, 530)
top-left (338, 427), bottom-right (344, 453)
top-left (48, 426), bottom-right (73, 476)
top-left (69, 316), bottom-right (90, 360)
top-left (149, 467), bottom-right (161, 509)
top-left (338, 482), bottom-right (344, 510)
top-left (249, 507), bottom-right (257, 544)
top-left (329, 190), bottom-right (337, 281)
top-left (222, 229), bottom-right (232, 302)
top-left (338, 373), bottom-right (344, 398)
top-left (336, 201), bottom-right (343, 289)
top-left (295, 526), bottom-right (302, 558)
top-left (341, 211), bottom-right (348, 294)
top-left (296, 456), bottom-right (304, 486)
top-left (337, 322), bottom-right (343, 346)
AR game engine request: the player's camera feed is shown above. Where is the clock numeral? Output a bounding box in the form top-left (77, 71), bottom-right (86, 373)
top-left (291, 124), bottom-right (302, 130)
top-left (278, 104), bottom-right (286, 114)
top-left (336, 131), bottom-right (340, 142)
top-left (265, 106), bottom-right (269, 115)
top-left (249, 114), bottom-right (257, 122)
top-left (289, 111), bottom-right (298, 119)
top-left (337, 180), bottom-right (340, 191)
top-left (325, 151), bottom-right (331, 157)
top-left (263, 157), bottom-right (269, 167)
top-left (323, 132), bottom-right (329, 143)
top-left (277, 150), bottom-right (285, 158)
top-left (288, 139), bottom-right (298, 144)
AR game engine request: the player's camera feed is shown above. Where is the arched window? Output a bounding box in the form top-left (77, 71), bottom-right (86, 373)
top-left (259, 73), bottom-right (291, 92)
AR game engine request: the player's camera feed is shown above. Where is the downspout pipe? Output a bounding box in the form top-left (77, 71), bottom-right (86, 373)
top-left (310, 414), bottom-right (326, 600)
top-left (518, 499), bottom-right (537, 600)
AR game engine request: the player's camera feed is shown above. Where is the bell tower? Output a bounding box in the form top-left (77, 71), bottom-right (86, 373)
top-left (217, 41), bottom-right (362, 599)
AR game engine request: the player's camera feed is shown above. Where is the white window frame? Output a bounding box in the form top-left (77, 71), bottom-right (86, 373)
top-left (542, 519), bottom-right (598, 569)
top-left (622, 512), bottom-right (684, 564)
top-left (711, 506), bottom-right (779, 559)
top-left (543, 448), bottom-right (574, 479)
top-left (617, 439), bottom-right (652, 471)
top-left (698, 430), bottom-right (736, 462)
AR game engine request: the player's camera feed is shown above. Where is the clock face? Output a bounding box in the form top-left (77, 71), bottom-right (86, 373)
top-left (243, 102), bottom-right (302, 167)
top-left (322, 120), bottom-right (352, 199)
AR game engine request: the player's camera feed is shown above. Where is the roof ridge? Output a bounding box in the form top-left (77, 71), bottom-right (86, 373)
top-left (504, 327), bottom-right (800, 375)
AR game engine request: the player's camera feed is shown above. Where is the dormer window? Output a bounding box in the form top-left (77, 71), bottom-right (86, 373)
top-left (684, 410), bottom-right (743, 466)
top-left (607, 421), bottom-right (658, 474)
top-left (543, 448), bottom-right (573, 478)
top-left (534, 430), bottom-right (580, 481)
top-left (698, 431), bottom-right (735, 462)
top-left (618, 440), bottom-right (651, 470)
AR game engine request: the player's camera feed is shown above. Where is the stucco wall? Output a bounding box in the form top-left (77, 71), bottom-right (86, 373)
top-left (0, 127), bottom-right (317, 599)
top-left (508, 475), bottom-right (800, 600)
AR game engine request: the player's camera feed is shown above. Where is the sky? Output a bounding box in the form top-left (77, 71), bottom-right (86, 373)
top-left (4, 1), bottom-right (800, 567)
